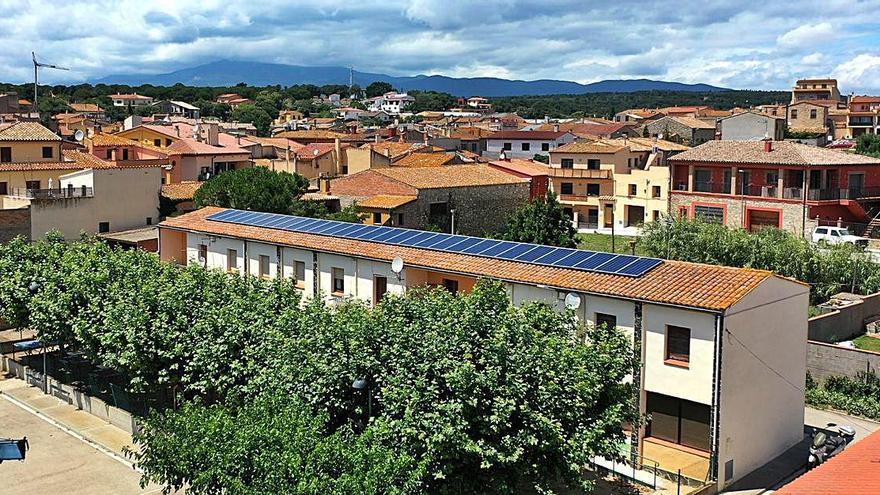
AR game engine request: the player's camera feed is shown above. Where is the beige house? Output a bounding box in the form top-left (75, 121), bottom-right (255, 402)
top-left (159, 206), bottom-right (809, 492)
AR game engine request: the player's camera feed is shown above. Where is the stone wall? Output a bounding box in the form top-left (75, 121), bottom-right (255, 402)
top-left (806, 340), bottom-right (880, 383)
top-left (670, 192), bottom-right (816, 238)
top-left (413, 182), bottom-right (530, 236)
top-left (0, 207), bottom-right (31, 242)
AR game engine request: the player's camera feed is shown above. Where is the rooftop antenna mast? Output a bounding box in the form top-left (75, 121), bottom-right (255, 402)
top-left (32, 51), bottom-right (69, 111)
top-left (349, 66), bottom-right (354, 94)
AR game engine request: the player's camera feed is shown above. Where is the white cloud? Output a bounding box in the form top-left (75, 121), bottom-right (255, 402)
top-left (1, 1), bottom-right (880, 93)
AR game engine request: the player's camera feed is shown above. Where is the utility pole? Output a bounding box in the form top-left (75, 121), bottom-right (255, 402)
top-left (32, 52), bottom-right (69, 111)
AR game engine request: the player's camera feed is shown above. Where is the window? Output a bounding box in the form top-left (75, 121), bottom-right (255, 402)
top-left (587, 159), bottom-right (600, 170)
top-left (122, 148), bottom-right (129, 160)
top-left (397, 213), bottom-right (404, 226)
top-left (790, 109), bottom-right (798, 119)
top-left (595, 313), bottom-right (617, 329)
top-left (521, 142), bottom-right (531, 151)
top-left (694, 205), bottom-right (723, 223)
top-left (628, 184), bottom-right (637, 196)
top-left (98, 222), bottom-right (110, 233)
top-left (503, 142), bottom-right (512, 151)
top-left (227, 249), bottom-right (238, 272)
top-left (665, 325), bottom-right (691, 364)
top-left (154, 139), bottom-right (162, 147)
top-left (653, 210), bottom-right (661, 221)
top-left (767, 171), bottom-right (778, 184)
top-left (372, 212), bottom-right (382, 224)
top-left (678, 206), bottom-right (688, 218)
top-left (25, 180), bottom-right (40, 190)
top-left (332, 267), bottom-right (345, 294)
top-left (374, 276), bottom-right (388, 304)
top-left (810, 109), bottom-right (817, 119)
top-left (652, 185), bottom-right (661, 198)
top-left (0, 182), bottom-right (6, 195)
top-left (587, 183), bottom-right (600, 196)
top-left (295, 261), bottom-right (306, 289)
top-left (561, 158), bottom-right (574, 169)
top-left (146, 217), bottom-right (152, 225)
top-left (816, 227), bottom-right (827, 235)
top-left (259, 255), bottom-right (270, 279)
top-left (0, 147), bottom-right (11, 163)
top-left (561, 182), bottom-right (573, 195)
top-left (165, 139), bottom-right (172, 146)
top-left (198, 243), bottom-right (207, 263)
top-left (541, 142), bottom-right (550, 151)
top-left (42, 146), bottom-right (53, 159)
top-left (443, 278), bottom-right (459, 293)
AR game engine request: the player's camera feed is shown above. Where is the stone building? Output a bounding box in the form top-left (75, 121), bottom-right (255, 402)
top-left (642, 116), bottom-right (716, 146)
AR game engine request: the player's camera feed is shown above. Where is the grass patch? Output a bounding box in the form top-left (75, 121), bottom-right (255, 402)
top-left (577, 233), bottom-right (648, 256)
top-left (853, 335), bottom-right (880, 352)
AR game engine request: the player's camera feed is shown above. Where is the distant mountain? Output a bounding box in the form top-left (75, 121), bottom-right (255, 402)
top-left (96, 60), bottom-right (728, 97)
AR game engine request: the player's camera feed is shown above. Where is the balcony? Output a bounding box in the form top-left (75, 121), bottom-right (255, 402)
top-left (677, 182), bottom-right (880, 202)
top-left (550, 168), bottom-right (611, 179)
top-left (8, 186), bottom-right (94, 200)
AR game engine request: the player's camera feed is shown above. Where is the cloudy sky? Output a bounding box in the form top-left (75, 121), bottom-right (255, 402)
top-left (2, 0), bottom-right (880, 92)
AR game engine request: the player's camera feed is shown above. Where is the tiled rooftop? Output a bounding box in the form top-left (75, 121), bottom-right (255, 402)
top-left (393, 152), bottom-right (455, 168)
top-left (161, 181), bottom-right (202, 201)
top-left (160, 206), bottom-right (788, 311)
top-left (374, 164), bottom-right (526, 189)
top-left (775, 428), bottom-right (880, 495)
top-left (0, 122), bottom-right (61, 141)
top-left (357, 194), bottom-right (418, 209)
top-left (670, 140), bottom-right (880, 166)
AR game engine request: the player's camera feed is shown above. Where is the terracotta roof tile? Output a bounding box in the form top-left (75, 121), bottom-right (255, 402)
top-left (775, 429), bottom-right (880, 495)
top-left (670, 140), bottom-right (880, 166)
top-left (374, 164), bottom-right (526, 189)
top-left (0, 122), bottom-right (61, 141)
top-left (161, 181), bottom-right (202, 201)
top-left (488, 159), bottom-right (550, 177)
top-left (160, 206), bottom-right (783, 311)
top-left (554, 141), bottom-right (625, 153)
top-left (393, 152), bottom-right (455, 168)
top-left (357, 194), bottom-right (418, 209)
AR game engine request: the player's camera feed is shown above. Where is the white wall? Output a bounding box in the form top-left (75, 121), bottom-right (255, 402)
top-left (486, 135), bottom-right (576, 158)
top-left (643, 304), bottom-right (717, 405)
top-left (717, 276), bottom-right (808, 488)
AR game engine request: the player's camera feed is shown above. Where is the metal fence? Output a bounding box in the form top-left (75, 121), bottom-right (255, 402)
top-left (9, 186), bottom-right (94, 199)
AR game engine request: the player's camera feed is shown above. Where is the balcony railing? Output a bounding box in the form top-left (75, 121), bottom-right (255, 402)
top-left (9, 186), bottom-right (94, 199)
top-left (679, 182), bottom-right (880, 201)
top-left (550, 168), bottom-right (611, 179)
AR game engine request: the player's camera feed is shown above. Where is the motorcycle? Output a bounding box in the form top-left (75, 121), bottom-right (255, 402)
top-left (808, 424), bottom-right (856, 469)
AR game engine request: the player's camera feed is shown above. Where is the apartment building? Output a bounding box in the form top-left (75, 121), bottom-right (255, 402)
top-left (718, 112), bottom-right (786, 141)
top-left (485, 130), bottom-right (577, 159)
top-left (847, 96), bottom-right (880, 137)
top-left (158, 206), bottom-right (809, 491)
top-left (791, 79), bottom-right (841, 103)
top-left (669, 140), bottom-right (880, 235)
top-left (548, 138), bottom-right (689, 233)
top-left (368, 92), bottom-right (415, 115)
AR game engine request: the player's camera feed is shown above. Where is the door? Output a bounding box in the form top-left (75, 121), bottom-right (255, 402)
top-left (646, 392), bottom-right (711, 451)
top-left (374, 276), bottom-right (388, 304)
top-left (603, 204), bottom-right (614, 228)
top-left (848, 173), bottom-right (865, 199)
top-left (747, 209), bottom-right (780, 232)
top-left (626, 205), bottom-right (645, 227)
top-left (586, 209), bottom-right (599, 229)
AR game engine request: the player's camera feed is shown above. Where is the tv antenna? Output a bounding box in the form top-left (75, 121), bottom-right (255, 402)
top-left (32, 52), bottom-right (69, 110)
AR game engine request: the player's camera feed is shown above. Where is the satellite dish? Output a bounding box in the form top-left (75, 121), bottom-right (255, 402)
top-left (73, 129), bottom-right (85, 142)
top-left (499, 151), bottom-right (507, 160)
top-left (657, 133), bottom-right (664, 141)
top-left (564, 292), bottom-right (582, 310)
top-left (313, 148), bottom-right (320, 156)
top-left (391, 256), bottom-right (404, 274)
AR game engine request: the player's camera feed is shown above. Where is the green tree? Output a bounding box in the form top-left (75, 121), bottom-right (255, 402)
top-left (365, 81), bottom-right (394, 98)
top-left (500, 192), bottom-right (578, 248)
top-left (855, 134), bottom-right (880, 158)
top-left (230, 103), bottom-right (273, 136)
top-left (194, 167), bottom-right (309, 214)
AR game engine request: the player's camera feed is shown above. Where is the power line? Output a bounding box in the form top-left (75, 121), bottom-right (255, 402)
top-left (724, 328), bottom-right (804, 394)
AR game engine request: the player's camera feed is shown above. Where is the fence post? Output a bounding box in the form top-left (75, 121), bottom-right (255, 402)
top-left (677, 469), bottom-right (682, 495)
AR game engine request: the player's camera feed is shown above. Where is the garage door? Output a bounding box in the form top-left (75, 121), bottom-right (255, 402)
top-left (747, 209), bottom-right (780, 232)
top-left (646, 392), bottom-right (711, 452)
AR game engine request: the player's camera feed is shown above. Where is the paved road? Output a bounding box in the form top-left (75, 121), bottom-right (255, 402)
top-left (0, 394), bottom-right (158, 495)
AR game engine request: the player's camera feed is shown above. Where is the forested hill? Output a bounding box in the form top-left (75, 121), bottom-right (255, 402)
top-left (491, 90), bottom-right (790, 119)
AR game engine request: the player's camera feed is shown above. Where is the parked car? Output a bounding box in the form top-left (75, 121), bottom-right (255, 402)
top-left (812, 226), bottom-right (869, 247)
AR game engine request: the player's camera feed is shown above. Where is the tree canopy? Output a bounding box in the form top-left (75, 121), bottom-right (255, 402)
top-left (365, 81), bottom-right (394, 98)
top-left (0, 236), bottom-right (639, 494)
top-left (855, 134), bottom-right (880, 158)
top-left (193, 166), bottom-right (309, 214)
top-left (500, 192), bottom-right (578, 248)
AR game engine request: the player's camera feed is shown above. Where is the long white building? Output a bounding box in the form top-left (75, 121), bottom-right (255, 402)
top-left (158, 207), bottom-right (809, 491)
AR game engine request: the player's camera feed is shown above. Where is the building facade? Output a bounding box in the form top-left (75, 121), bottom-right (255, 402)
top-left (158, 206), bottom-right (809, 491)
top-left (485, 130), bottom-right (576, 159)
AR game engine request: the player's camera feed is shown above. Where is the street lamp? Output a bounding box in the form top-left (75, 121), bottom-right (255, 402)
top-left (352, 377), bottom-right (372, 420)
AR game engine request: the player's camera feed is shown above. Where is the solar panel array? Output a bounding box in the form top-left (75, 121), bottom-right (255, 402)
top-left (206, 209), bottom-right (664, 277)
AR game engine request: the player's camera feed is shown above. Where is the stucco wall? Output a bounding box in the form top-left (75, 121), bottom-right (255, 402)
top-left (719, 276), bottom-right (808, 488)
top-left (0, 140), bottom-right (62, 163)
top-left (720, 113), bottom-right (785, 141)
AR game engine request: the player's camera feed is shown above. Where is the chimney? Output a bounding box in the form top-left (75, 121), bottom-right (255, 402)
top-left (110, 148), bottom-right (117, 160)
top-left (236, 135), bottom-right (241, 145)
top-left (175, 126), bottom-right (180, 137)
top-left (553, 123), bottom-right (560, 132)
top-left (334, 138), bottom-right (342, 174)
top-left (763, 140), bottom-right (773, 153)
top-left (320, 175), bottom-right (331, 194)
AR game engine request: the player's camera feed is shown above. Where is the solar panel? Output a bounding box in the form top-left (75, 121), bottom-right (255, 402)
top-left (514, 245), bottom-right (556, 262)
top-left (205, 210), bottom-right (664, 277)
